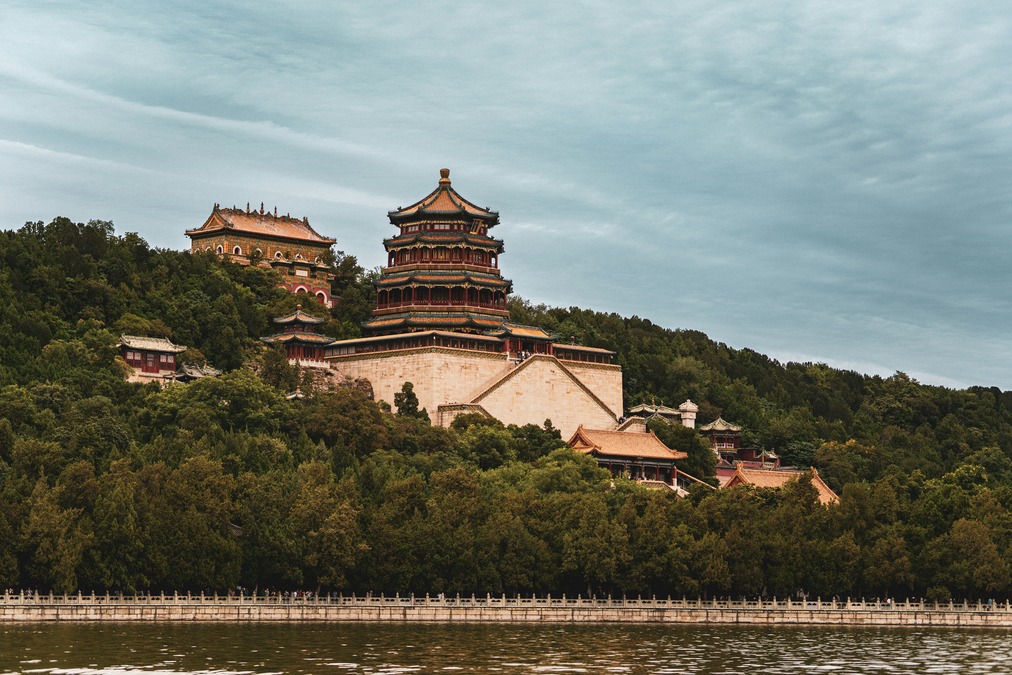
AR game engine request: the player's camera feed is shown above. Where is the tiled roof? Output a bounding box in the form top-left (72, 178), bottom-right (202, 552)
top-left (628, 403), bottom-right (682, 416)
top-left (261, 332), bottom-right (335, 345)
top-left (553, 343), bottom-right (617, 355)
top-left (388, 169), bottom-right (499, 225)
top-left (272, 307), bottom-right (325, 324)
top-left (699, 416), bottom-right (742, 432)
top-left (485, 322), bottom-right (555, 340)
top-left (376, 272), bottom-right (510, 288)
top-left (186, 205), bottom-right (336, 245)
top-left (568, 426), bottom-right (688, 461)
top-left (119, 335), bottom-right (187, 354)
top-left (173, 363), bottom-right (221, 379)
top-left (725, 467), bottom-right (839, 505)
top-left (327, 330), bottom-right (504, 348)
top-left (385, 233), bottom-right (505, 248)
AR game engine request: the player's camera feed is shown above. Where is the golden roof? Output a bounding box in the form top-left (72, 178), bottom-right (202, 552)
top-left (389, 169), bottom-right (499, 225)
top-left (568, 426), bottom-right (688, 461)
top-left (186, 204), bottom-right (336, 245)
top-left (261, 333), bottom-right (334, 345)
top-left (724, 467), bottom-right (839, 505)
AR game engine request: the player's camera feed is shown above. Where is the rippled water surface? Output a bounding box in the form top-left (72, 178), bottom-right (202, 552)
top-left (1, 623), bottom-right (1010, 674)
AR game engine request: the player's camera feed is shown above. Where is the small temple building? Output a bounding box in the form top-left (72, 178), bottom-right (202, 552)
top-left (261, 305), bottom-right (333, 366)
top-left (185, 203), bottom-right (337, 307)
top-left (119, 335), bottom-right (186, 383)
top-left (724, 466), bottom-right (839, 505)
top-left (699, 416), bottom-right (782, 485)
top-left (118, 335), bottom-right (218, 385)
top-left (568, 426), bottom-right (687, 488)
top-left (325, 169), bottom-right (623, 436)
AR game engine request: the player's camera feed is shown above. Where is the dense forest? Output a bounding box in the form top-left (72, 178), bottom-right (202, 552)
top-left (2, 217), bottom-right (1012, 601)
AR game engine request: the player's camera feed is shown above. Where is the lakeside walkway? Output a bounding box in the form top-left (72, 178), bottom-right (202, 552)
top-left (3, 592), bottom-right (1012, 627)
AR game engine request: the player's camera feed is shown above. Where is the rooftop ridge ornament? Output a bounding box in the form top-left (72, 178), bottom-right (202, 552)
top-left (439, 167), bottom-right (451, 184)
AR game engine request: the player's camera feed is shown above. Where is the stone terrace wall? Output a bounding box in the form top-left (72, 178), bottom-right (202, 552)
top-left (4, 594), bottom-right (1012, 627)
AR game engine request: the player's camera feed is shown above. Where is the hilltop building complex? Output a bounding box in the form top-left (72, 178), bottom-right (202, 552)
top-left (323, 169), bottom-right (622, 437)
top-left (186, 203), bottom-right (337, 307)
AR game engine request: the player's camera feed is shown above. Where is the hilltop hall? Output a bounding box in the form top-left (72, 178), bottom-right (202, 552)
top-left (325, 169), bottom-right (623, 437)
top-left (186, 203), bottom-right (337, 307)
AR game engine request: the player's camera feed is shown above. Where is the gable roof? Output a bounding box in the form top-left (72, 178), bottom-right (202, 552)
top-left (186, 204), bottom-right (335, 245)
top-left (724, 466), bottom-right (839, 505)
top-left (388, 169), bottom-right (499, 225)
top-left (568, 426), bottom-right (688, 461)
top-left (119, 335), bottom-right (187, 354)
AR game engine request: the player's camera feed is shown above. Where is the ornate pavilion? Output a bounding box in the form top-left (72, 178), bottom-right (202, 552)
top-left (367, 168), bottom-right (511, 335)
top-left (324, 169), bottom-right (624, 435)
top-left (185, 203), bottom-right (337, 307)
top-left (261, 305), bottom-right (333, 365)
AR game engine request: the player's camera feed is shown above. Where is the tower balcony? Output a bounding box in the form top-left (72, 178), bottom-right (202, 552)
top-left (381, 262), bottom-right (500, 274)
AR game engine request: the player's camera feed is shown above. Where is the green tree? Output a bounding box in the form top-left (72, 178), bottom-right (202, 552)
top-left (394, 382), bottom-right (429, 421)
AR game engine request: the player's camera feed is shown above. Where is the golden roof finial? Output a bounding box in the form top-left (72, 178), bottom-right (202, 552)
top-left (439, 168), bottom-right (451, 185)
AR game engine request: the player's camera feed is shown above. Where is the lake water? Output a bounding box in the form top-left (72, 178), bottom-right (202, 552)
top-left (0, 623), bottom-right (1009, 674)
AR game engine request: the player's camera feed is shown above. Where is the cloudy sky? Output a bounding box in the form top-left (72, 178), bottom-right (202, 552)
top-left (2, 1), bottom-right (1011, 389)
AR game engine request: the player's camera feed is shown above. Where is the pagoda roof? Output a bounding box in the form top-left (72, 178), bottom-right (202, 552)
top-left (261, 332), bottom-right (335, 345)
top-left (272, 306), bottom-right (325, 325)
top-left (119, 335), bottom-right (187, 354)
top-left (364, 312), bottom-right (505, 333)
top-left (724, 467), bottom-right (839, 505)
top-left (384, 232), bottom-right (505, 248)
top-left (568, 426), bottom-right (688, 461)
top-left (388, 169), bottom-right (499, 226)
top-left (699, 416), bottom-right (742, 432)
top-left (376, 270), bottom-right (511, 289)
top-left (328, 329), bottom-right (503, 348)
top-left (484, 322), bottom-right (556, 341)
top-left (186, 204), bottom-right (336, 245)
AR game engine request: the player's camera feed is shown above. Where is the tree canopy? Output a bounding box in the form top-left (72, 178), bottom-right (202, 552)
top-left (1, 217), bottom-right (1011, 601)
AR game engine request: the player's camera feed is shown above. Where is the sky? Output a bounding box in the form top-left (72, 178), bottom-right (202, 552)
top-left (2, 1), bottom-right (1011, 390)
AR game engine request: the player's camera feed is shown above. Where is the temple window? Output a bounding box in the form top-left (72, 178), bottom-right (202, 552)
top-left (233, 246), bottom-right (242, 255)
top-left (217, 245), bottom-right (224, 254)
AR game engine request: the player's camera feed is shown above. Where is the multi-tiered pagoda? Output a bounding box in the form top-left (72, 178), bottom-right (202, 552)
top-left (261, 305), bottom-right (333, 364)
top-left (366, 168), bottom-right (511, 335)
top-left (324, 169), bottom-right (624, 436)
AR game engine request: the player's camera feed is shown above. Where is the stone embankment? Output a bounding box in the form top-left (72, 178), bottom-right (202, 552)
top-left (3, 592), bottom-right (1012, 627)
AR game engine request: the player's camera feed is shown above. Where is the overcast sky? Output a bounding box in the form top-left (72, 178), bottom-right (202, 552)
top-left (2, 1), bottom-right (1011, 389)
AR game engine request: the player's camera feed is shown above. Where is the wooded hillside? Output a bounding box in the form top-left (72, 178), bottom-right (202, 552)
top-left (1, 217), bottom-right (1010, 601)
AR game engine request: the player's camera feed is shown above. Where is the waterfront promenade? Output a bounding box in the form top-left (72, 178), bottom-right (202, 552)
top-left (3, 591), bottom-right (1012, 627)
